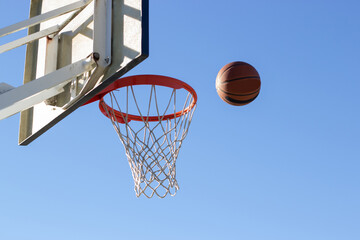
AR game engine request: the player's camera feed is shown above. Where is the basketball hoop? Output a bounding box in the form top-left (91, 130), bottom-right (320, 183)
top-left (89, 75), bottom-right (197, 198)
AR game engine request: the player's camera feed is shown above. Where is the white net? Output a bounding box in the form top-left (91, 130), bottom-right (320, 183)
top-left (100, 83), bottom-right (196, 198)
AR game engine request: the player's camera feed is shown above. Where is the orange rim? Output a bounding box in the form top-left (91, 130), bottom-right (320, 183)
top-left (91, 75), bottom-right (197, 123)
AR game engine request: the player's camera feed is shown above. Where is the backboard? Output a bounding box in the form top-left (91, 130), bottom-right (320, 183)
top-left (18, 0), bottom-right (149, 145)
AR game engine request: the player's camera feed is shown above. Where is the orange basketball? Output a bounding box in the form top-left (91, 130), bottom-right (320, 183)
top-left (216, 61), bottom-right (261, 106)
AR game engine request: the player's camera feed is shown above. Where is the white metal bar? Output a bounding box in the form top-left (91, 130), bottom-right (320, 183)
top-left (0, 0), bottom-right (93, 38)
top-left (0, 25), bottom-right (60, 54)
top-left (93, 0), bottom-right (112, 67)
top-left (0, 57), bottom-right (96, 120)
top-left (43, 35), bottom-right (59, 105)
top-left (44, 36), bottom-right (59, 75)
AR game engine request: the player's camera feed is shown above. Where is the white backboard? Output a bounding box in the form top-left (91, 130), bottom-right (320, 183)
top-left (19, 0), bottom-right (149, 145)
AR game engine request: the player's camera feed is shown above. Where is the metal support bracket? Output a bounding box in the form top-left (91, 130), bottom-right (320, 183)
top-left (0, 56), bottom-right (96, 120)
top-left (0, 0), bottom-right (93, 38)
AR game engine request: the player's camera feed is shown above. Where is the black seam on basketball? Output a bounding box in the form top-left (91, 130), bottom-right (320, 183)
top-left (218, 62), bottom-right (252, 79)
top-left (217, 87), bottom-right (259, 96)
top-left (225, 93), bottom-right (259, 105)
top-left (220, 76), bottom-right (260, 83)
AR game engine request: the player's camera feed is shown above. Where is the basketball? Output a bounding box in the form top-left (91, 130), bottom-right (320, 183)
top-left (216, 61), bottom-right (261, 106)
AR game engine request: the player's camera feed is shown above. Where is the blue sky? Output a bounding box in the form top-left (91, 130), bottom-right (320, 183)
top-left (0, 0), bottom-right (359, 239)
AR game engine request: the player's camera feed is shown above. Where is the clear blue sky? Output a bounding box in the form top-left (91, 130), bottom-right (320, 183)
top-left (0, 0), bottom-right (359, 239)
